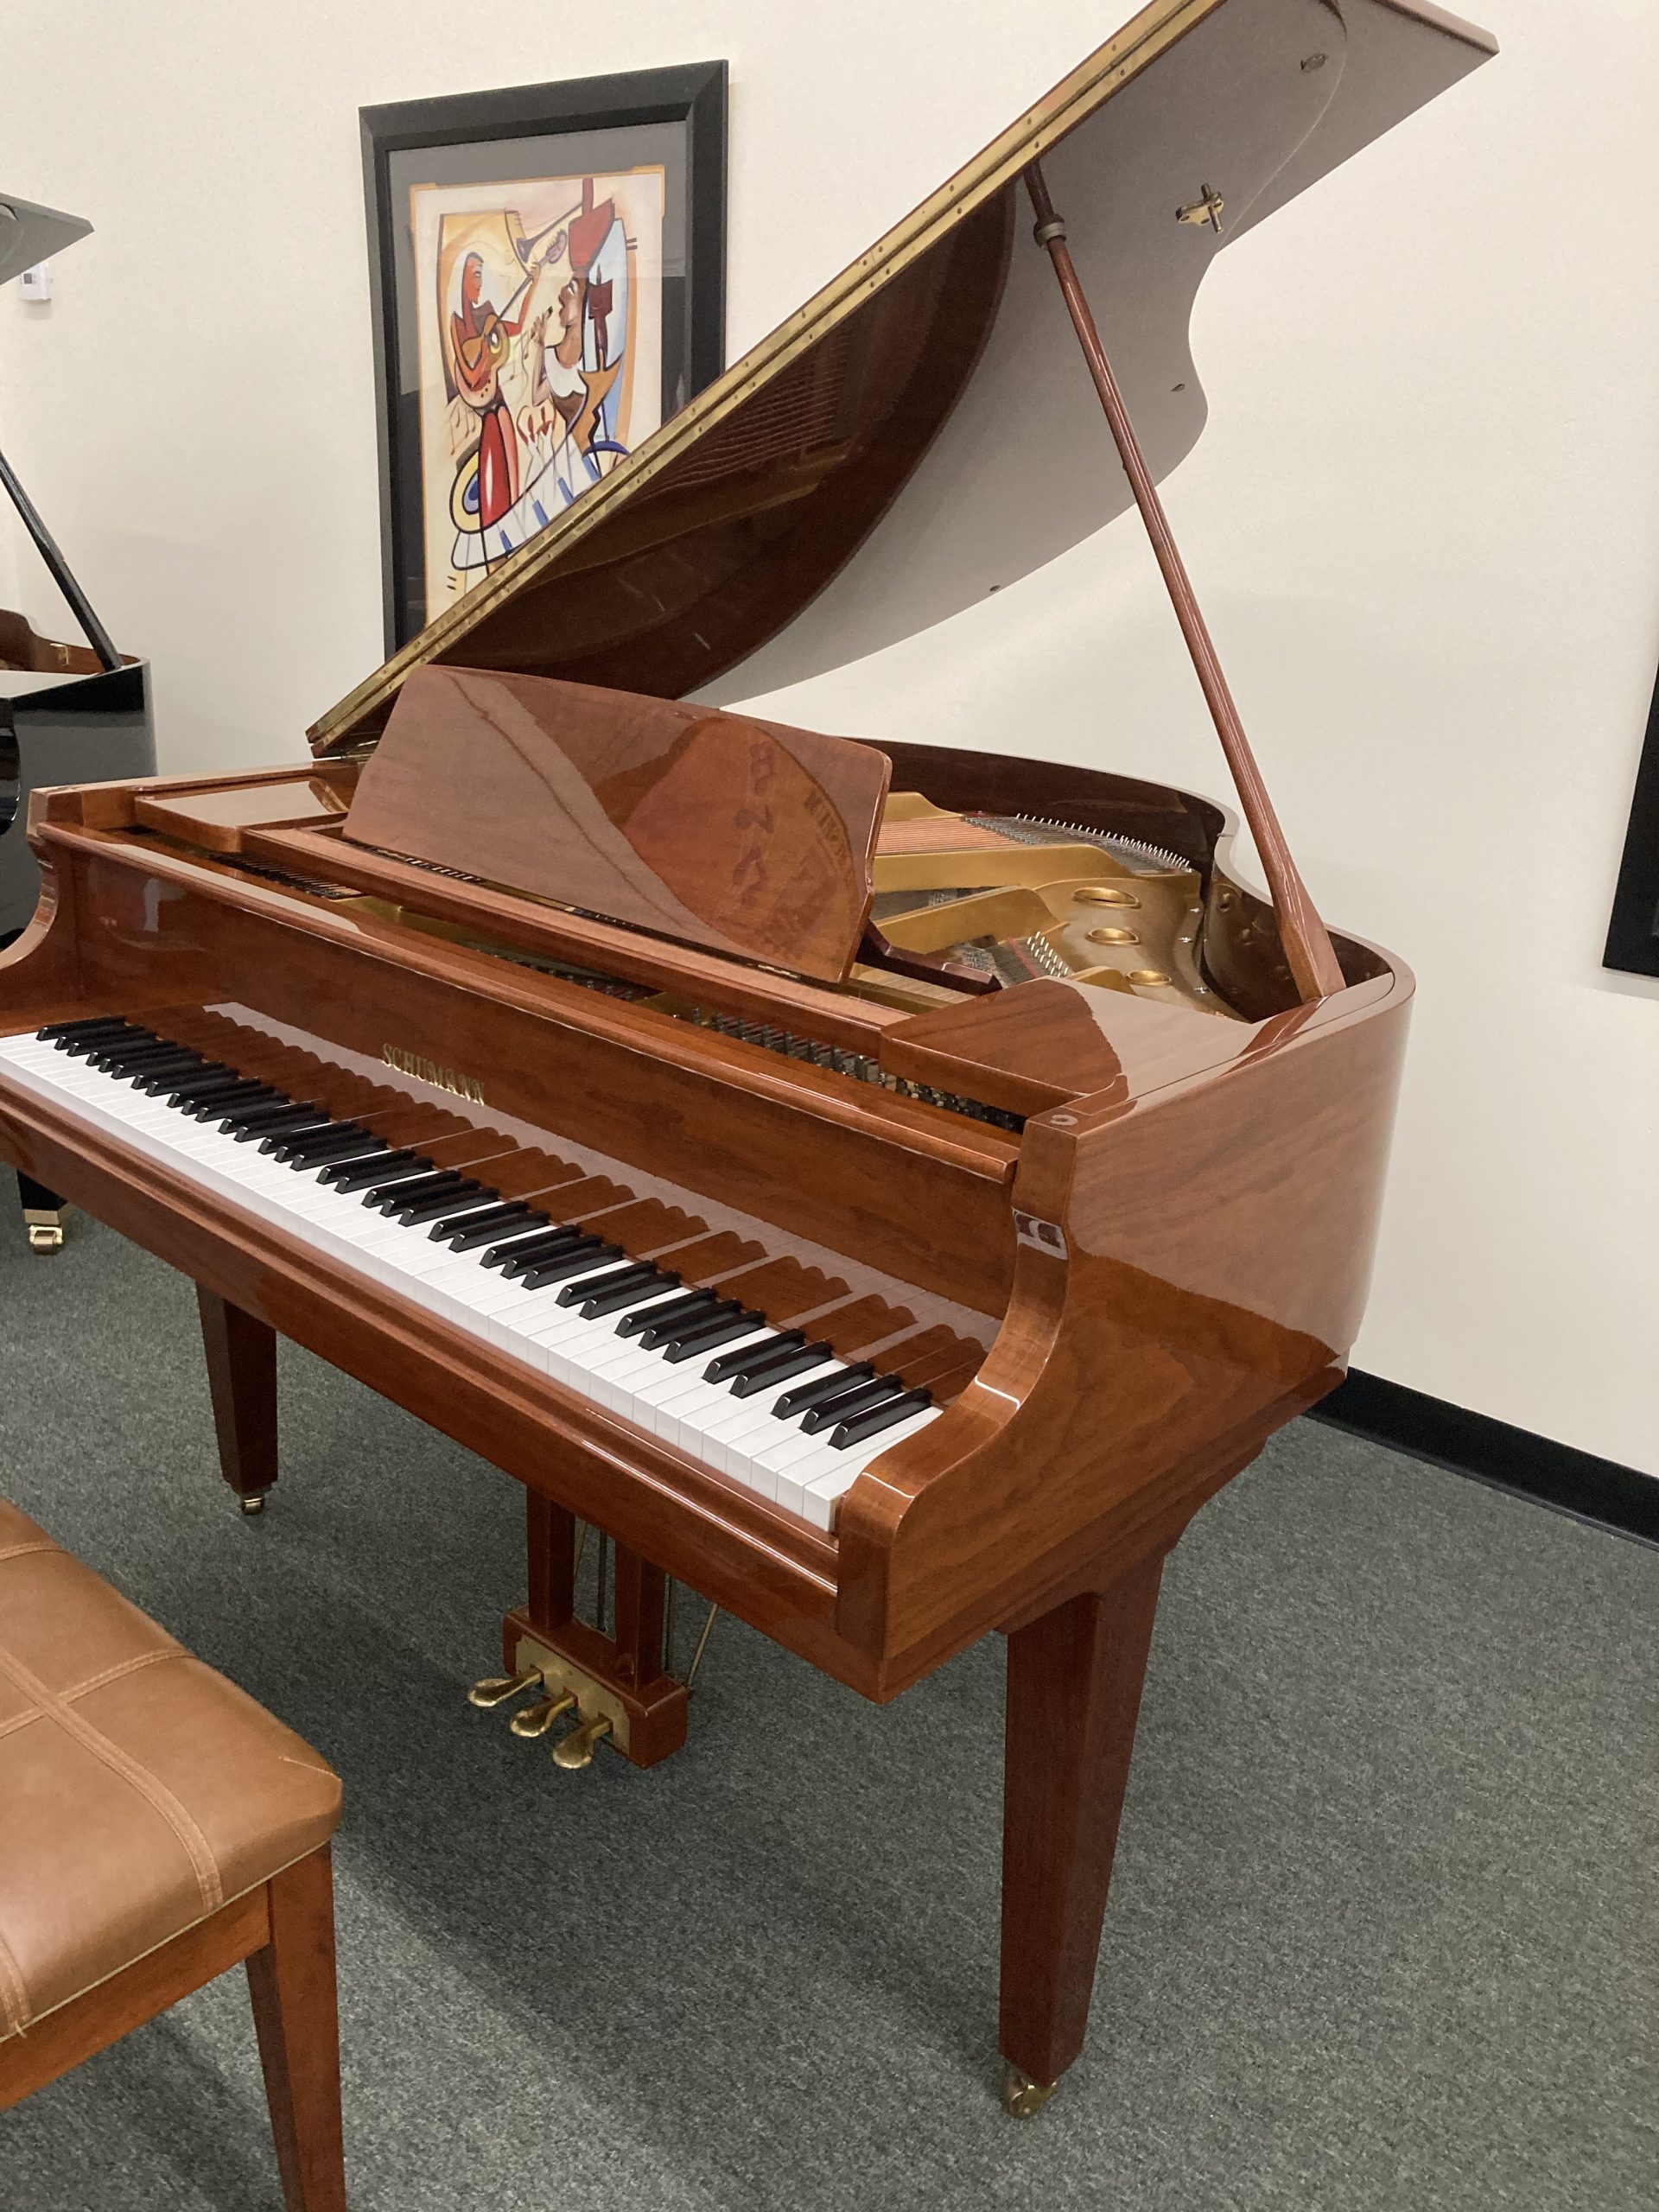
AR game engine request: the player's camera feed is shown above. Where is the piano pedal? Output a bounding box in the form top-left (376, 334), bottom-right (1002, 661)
top-left (22, 1205), bottom-right (67, 1255)
top-left (499, 1613), bottom-right (687, 1768)
top-left (467, 1666), bottom-right (543, 1710)
top-left (509, 1689), bottom-right (577, 1739)
top-left (1001, 2067), bottom-right (1058, 2120)
top-left (550, 1711), bottom-right (613, 1770)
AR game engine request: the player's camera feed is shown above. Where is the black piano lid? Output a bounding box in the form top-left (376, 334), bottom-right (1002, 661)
top-left (309, 0), bottom-right (1495, 758)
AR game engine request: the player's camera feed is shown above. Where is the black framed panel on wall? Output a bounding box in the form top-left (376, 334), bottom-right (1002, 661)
top-left (360, 61), bottom-right (727, 653)
top-left (1605, 664), bottom-right (1659, 976)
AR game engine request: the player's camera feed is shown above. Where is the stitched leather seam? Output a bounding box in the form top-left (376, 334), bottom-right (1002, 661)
top-left (63, 1646), bottom-right (184, 1706)
top-left (0, 1922), bottom-right (30, 2037)
top-left (0, 1540), bottom-right (56, 1566)
top-left (0, 1708), bottom-right (45, 1745)
top-left (0, 1645), bottom-right (223, 1916)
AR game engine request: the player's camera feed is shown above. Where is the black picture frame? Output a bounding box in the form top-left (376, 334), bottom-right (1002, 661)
top-left (1605, 665), bottom-right (1659, 977)
top-left (360, 61), bottom-right (727, 653)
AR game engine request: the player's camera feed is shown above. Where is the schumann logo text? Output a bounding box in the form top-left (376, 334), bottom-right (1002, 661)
top-left (381, 1045), bottom-right (486, 1104)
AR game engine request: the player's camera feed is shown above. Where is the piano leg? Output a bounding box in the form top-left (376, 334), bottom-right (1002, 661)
top-left (17, 1171), bottom-right (68, 1254)
top-left (998, 1553), bottom-right (1166, 2116)
top-left (196, 1286), bottom-right (280, 1516)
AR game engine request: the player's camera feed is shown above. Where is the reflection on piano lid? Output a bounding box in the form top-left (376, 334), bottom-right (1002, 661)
top-left (310, 0), bottom-right (1497, 746)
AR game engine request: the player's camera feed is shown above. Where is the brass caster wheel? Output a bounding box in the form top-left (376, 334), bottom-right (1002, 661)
top-left (1001, 2065), bottom-right (1058, 2120)
top-left (237, 1492), bottom-right (270, 1517)
top-left (24, 1211), bottom-right (67, 1255)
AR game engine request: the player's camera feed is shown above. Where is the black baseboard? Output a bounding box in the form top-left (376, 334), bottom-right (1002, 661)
top-left (1309, 1370), bottom-right (1658, 1547)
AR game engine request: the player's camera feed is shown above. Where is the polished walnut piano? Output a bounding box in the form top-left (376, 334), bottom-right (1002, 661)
top-left (0, 0), bottom-right (1493, 2118)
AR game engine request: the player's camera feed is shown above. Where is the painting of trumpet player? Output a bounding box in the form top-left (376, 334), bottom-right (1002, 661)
top-left (411, 167), bottom-right (666, 609)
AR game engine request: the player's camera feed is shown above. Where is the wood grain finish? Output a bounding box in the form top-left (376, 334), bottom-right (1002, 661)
top-left (344, 668), bottom-right (890, 985)
top-left (0, 761), bottom-right (1414, 2103)
top-left (245, 1849), bottom-right (348, 2212)
top-left (1, 1849), bottom-right (346, 2211)
top-left (197, 1288), bottom-right (279, 1506)
top-left (1000, 1557), bottom-right (1165, 2088)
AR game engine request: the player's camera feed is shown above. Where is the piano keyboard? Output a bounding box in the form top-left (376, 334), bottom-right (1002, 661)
top-left (0, 1015), bottom-right (979, 1531)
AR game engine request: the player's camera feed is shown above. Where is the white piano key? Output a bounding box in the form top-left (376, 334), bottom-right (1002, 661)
top-left (0, 1034), bottom-right (949, 1532)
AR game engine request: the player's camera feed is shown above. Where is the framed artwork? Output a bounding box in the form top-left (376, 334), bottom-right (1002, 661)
top-left (360, 62), bottom-right (727, 652)
top-left (1605, 665), bottom-right (1659, 977)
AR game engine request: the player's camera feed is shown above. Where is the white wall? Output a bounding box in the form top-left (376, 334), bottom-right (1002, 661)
top-left (2, 0), bottom-right (1655, 1474)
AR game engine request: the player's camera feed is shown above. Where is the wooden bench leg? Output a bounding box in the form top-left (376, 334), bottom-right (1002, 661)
top-left (246, 1847), bottom-right (347, 2212)
top-left (197, 1285), bottom-right (279, 1515)
top-left (999, 1554), bottom-right (1166, 2115)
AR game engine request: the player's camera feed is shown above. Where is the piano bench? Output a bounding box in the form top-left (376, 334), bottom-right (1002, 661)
top-left (0, 1499), bottom-right (347, 2210)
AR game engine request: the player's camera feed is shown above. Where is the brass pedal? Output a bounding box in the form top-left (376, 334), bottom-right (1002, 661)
top-left (467, 1667), bottom-right (542, 1710)
top-left (551, 1711), bottom-right (613, 1770)
top-left (509, 1690), bottom-right (576, 1739)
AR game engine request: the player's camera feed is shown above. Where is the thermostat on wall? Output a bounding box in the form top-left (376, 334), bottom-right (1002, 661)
top-left (18, 262), bottom-right (51, 301)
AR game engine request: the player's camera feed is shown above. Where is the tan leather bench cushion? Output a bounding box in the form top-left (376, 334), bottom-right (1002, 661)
top-left (0, 1497), bottom-right (341, 2038)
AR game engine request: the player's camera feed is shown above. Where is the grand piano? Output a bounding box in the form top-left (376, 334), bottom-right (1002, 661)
top-left (0, 191), bottom-right (156, 1249)
top-left (0, 0), bottom-right (1493, 2116)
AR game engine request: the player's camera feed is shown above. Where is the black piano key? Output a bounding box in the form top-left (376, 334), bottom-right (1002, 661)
top-left (430, 1203), bottom-right (539, 1249)
top-left (39, 1016), bottom-right (133, 1043)
top-left (615, 1287), bottom-right (717, 1340)
top-left (660, 1309), bottom-right (766, 1365)
top-left (517, 1242), bottom-right (623, 1291)
top-left (186, 1081), bottom-right (273, 1120)
top-left (573, 1266), bottom-right (678, 1319)
top-left (263, 1120), bottom-right (365, 1159)
top-left (88, 1036), bottom-right (178, 1071)
top-left (326, 1148), bottom-right (429, 1192)
top-left (637, 1296), bottom-right (739, 1351)
top-left (136, 1060), bottom-right (234, 1096)
top-left (362, 1168), bottom-right (465, 1211)
top-left (702, 1330), bottom-right (805, 1385)
top-left (157, 1066), bottom-right (259, 1101)
top-left (383, 1182), bottom-right (493, 1226)
top-left (115, 1051), bottom-right (203, 1085)
top-left (723, 1340), bottom-right (832, 1398)
top-left (492, 1225), bottom-right (587, 1274)
top-left (226, 1102), bottom-right (328, 1138)
top-left (799, 1375), bottom-right (907, 1436)
top-left (60, 1024), bottom-right (151, 1058)
top-left (556, 1259), bottom-right (658, 1310)
top-left (772, 1362), bottom-right (874, 1421)
top-left (829, 1389), bottom-right (932, 1450)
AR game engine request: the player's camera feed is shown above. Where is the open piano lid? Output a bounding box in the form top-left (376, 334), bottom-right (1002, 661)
top-left (311, 0), bottom-right (1494, 756)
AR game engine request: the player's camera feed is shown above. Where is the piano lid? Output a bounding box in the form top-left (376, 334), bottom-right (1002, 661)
top-left (311, 0), bottom-right (1495, 757)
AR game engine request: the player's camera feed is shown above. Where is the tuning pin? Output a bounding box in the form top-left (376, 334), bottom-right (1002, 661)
top-left (509, 1689), bottom-right (577, 1739)
top-left (550, 1711), bottom-right (613, 1770)
top-left (467, 1667), bottom-right (542, 1710)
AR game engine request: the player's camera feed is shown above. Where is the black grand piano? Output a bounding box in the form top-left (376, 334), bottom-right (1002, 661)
top-left (0, 192), bottom-right (155, 1249)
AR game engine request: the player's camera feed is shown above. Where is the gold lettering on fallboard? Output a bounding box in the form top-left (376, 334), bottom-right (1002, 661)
top-left (381, 1044), bottom-right (486, 1104)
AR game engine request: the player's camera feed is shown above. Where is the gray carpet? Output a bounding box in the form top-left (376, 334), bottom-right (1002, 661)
top-left (0, 1196), bottom-right (1653, 2212)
